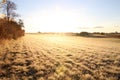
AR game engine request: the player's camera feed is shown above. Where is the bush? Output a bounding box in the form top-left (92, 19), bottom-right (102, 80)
top-left (0, 18), bottom-right (25, 39)
top-left (79, 32), bottom-right (90, 36)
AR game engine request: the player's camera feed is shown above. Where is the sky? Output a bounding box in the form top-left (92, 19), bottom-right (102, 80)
top-left (2, 0), bottom-right (120, 33)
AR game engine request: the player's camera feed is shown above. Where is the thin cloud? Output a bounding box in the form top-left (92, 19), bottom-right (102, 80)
top-left (114, 25), bottom-right (119, 27)
top-left (94, 26), bottom-right (104, 28)
top-left (77, 27), bottom-right (90, 29)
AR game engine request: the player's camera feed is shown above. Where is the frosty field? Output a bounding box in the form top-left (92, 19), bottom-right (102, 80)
top-left (0, 34), bottom-right (120, 80)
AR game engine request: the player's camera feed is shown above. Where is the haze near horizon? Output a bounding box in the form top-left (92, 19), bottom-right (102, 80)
top-left (12, 0), bottom-right (120, 32)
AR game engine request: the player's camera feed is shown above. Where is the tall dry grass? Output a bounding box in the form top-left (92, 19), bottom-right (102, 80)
top-left (0, 18), bottom-right (25, 40)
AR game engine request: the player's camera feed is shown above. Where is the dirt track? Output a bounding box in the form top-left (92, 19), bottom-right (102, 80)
top-left (0, 34), bottom-right (120, 80)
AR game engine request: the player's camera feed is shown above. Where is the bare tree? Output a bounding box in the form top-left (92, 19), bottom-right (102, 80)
top-left (0, 0), bottom-right (18, 21)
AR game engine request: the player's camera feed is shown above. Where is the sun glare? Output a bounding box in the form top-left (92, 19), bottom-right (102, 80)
top-left (42, 6), bottom-right (73, 32)
top-left (25, 5), bottom-right (82, 33)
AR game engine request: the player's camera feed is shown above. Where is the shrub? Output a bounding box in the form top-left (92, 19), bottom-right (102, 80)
top-left (0, 18), bottom-right (25, 39)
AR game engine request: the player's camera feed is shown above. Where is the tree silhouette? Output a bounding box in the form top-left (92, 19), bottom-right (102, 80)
top-left (18, 19), bottom-right (24, 27)
top-left (0, 0), bottom-right (18, 21)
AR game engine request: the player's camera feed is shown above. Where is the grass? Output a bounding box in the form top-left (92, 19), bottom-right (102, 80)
top-left (0, 34), bottom-right (120, 80)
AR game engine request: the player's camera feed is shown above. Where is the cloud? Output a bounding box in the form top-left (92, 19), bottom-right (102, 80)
top-left (94, 26), bottom-right (104, 28)
top-left (77, 27), bottom-right (90, 29)
top-left (114, 25), bottom-right (119, 27)
top-left (77, 26), bottom-right (104, 29)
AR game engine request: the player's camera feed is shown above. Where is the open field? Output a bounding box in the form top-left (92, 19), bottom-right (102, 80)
top-left (0, 34), bottom-right (120, 80)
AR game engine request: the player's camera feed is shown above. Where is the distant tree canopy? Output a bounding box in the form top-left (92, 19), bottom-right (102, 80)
top-left (79, 32), bottom-right (90, 36)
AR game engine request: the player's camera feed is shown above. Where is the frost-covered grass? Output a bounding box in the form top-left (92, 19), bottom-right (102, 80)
top-left (0, 34), bottom-right (120, 80)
